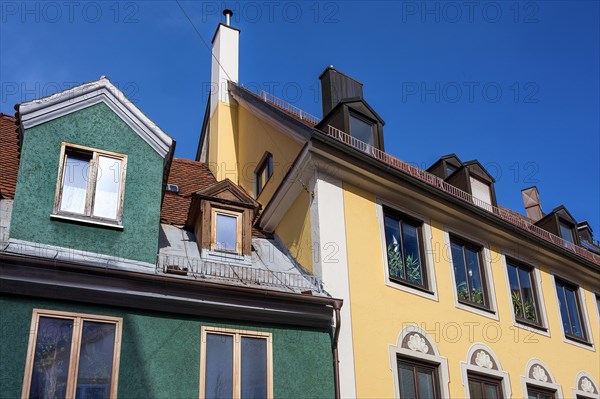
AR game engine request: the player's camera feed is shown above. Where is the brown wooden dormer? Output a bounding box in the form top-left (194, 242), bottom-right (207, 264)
top-left (535, 205), bottom-right (580, 246)
top-left (316, 66), bottom-right (385, 151)
top-left (427, 154), bottom-right (463, 179)
top-left (186, 179), bottom-right (259, 259)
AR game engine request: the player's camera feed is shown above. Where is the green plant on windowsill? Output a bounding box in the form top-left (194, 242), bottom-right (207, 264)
top-left (387, 245), bottom-right (422, 284)
top-left (387, 244), bottom-right (404, 279)
top-left (456, 282), bottom-right (484, 305)
top-left (511, 291), bottom-right (538, 322)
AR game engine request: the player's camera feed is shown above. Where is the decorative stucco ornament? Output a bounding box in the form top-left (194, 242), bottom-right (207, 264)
top-left (474, 351), bottom-right (493, 369)
top-left (532, 365), bottom-right (548, 382)
top-left (580, 377), bottom-right (594, 393)
top-left (407, 334), bottom-right (429, 353)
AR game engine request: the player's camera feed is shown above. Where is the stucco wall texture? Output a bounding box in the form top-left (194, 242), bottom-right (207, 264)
top-left (0, 295), bottom-right (335, 399)
top-left (9, 103), bottom-right (164, 264)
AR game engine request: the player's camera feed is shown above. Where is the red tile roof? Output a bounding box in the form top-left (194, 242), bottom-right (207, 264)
top-left (0, 113), bottom-right (20, 199)
top-left (160, 158), bottom-right (273, 239)
top-left (160, 158), bottom-right (217, 225)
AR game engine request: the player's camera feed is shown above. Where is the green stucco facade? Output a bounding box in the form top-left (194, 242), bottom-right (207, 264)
top-left (0, 294), bottom-right (335, 399)
top-left (9, 103), bottom-right (164, 264)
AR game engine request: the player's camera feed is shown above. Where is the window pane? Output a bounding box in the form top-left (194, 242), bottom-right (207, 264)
top-left (75, 321), bottom-right (116, 399)
top-left (470, 177), bottom-right (492, 207)
top-left (507, 264), bottom-right (524, 319)
top-left (518, 268), bottom-right (538, 323)
top-left (468, 380), bottom-right (483, 399)
top-left (398, 363), bottom-right (416, 398)
top-left (215, 214), bottom-right (237, 251)
top-left (417, 369), bottom-right (435, 399)
top-left (402, 223), bottom-right (422, 285)
top-left (483, 382), bottom-right (499, 399)
top-left (92, 157), bottom-right (122, 220)
top-left (465, 247), bottom-right (484, 305)
top-left (559, 223), bottom-right (574, 243)
top-left (555, 285), bottom-right (572, 335)
top-left (205, 334), bottom-right (233, 399)
top-left (241, 337), bottom-right (267, 399)
top-left (349, 115), bottom-right (374, 145)
top-left (60, 155), bottom-right (90, 214)
top-left (384, 215), bottom-right (404, 279)
top-left (564, 288), bottom-right (584, 338)
top-left (29, 317), bottom-right (74, 399)
top-left (451, 242), bottom-right (469, 302)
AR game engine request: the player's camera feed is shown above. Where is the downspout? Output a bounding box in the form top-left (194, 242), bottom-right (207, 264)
top-left (332, 299), bottom-right (343, 399)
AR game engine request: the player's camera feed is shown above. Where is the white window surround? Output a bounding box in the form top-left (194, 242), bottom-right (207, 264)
top-left (500, 254), bottom-right (551, 337)
top-left (388, 325), bottom-right (450, 399)
top-left (572, 371), bottom-right (600, 399)
top-left (376, 199), bottom-right (439, 301)
top-left (443, 228), bottom-right (499, 320)
top-left (520, 358), bottom-right (564, 398)
top-left (460, 343), bottom-right (511, 399)
top-left (550, 272), bottom-right (596, 351)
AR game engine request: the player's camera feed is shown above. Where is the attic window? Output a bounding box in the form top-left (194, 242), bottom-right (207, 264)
top-left (53, 143), bottom-right (127, 226)
top-left (211, 208), bottom-right (242, 254)
top-left (559, 221), bottom-right (575, 244)
top-left (166, 184), bottom-right (179, 193)
top-left (446, 164), bottom-right (457, 176)
top-left (469, 176), bottom-right (492, 209)
top-left (349, 113), bottom-right (374, 146)
top-left (255, 152), bottom-right (273, 197)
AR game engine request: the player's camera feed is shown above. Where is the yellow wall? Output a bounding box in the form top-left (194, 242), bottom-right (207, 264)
top-left (236, 104), bottom-right (303, 205)
top-left (208, 102), bottom-right (239, 182)
top-left (274, 190), bottom-right (314, 274)
top-left (342, 182), bottom-right (600, 398)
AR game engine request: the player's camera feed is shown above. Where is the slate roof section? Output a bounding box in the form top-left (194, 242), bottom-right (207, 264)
top-left (0, 113), bottom-right (20, 199)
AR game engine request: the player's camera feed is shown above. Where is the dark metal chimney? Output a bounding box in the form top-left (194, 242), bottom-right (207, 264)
top-left (319, 66), bottom-right (364, 116)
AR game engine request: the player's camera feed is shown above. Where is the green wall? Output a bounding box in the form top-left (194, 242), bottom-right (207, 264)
top-left (0, 295), bottom-right (335, 399)
top-left (10, 103), bottom-right (164, 263)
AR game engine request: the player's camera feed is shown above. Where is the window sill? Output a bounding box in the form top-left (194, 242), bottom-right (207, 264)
top-left (51, 213), bottom-right (123, 230)
top-left (565, 334), bottom-right (593, 347)
top-left (514, 318), bottom-right (547, 332)
top-left (388, 277), bottom-right (434, 295)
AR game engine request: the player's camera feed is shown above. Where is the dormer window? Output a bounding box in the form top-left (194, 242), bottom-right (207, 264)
top-left (559, 221), bottom-right (575, 244)
top-left (255, 152), bottom-right (273, 197)
top-left (53, 143), bottom-right (127, 226)
top-left (446, 164), bottom-right (457, 176)
top-left (349, 113), bottom-right (375, 146)
top-left (469, 176), bottom-right (493, 209)
top-left (211, 208), bottom-right (242, 254)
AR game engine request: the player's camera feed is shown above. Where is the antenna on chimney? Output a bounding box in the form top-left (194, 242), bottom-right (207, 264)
top-left (223, 9), bottom-right (233, 26)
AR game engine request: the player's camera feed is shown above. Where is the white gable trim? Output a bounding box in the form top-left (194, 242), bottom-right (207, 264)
top-left (18, 77), bottom-right (173, 158)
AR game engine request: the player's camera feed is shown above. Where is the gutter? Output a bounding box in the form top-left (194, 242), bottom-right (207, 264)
top-left (332, 299), bottom-right (343, 399)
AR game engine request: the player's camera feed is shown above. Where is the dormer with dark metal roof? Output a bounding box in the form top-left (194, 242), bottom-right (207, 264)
top-left (427, 154), bottom-right (463, 179)
top-left (316, 66), bottom-right (385, 151)
top-left (535, 205), bottom-right (580, 246)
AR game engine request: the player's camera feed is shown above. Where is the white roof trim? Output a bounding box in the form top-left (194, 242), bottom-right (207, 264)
top-left (18, 77), bottom-right (173, 158)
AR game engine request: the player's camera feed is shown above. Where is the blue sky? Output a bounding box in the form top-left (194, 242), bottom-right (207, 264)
top-left (1, 1), bottom-right (598, 233)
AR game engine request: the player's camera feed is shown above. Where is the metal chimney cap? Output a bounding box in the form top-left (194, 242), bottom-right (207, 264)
top-left (223, 8), bottom-right (233, 25)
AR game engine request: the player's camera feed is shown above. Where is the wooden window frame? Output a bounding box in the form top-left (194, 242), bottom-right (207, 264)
top-left (555, 278), bottom-right (589, 343)
top-left (527, 384), bottom-right (557, 399)
top-left (383, 208), bottom-right (429, 292)
top-left (450, 235), bottom-right (491, 311)
top-left (254, 152), bottom-right (273, 198)
top-left (53, 142), bottom-right (127, 227)
top-left (199, 326), bottom-right (273, 399)
top-left (506, 259), bottom-right (544, 329)
top-left (21, 309), bottom-right (123, 399)
top-left (396, 356), bottom-right (441, 399)
top-left (467, 372), bottom-right (504, 399)
top-left (210, 207), bottom-right (243, 255)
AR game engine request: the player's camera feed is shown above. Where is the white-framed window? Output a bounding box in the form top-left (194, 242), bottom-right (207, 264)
top-left (388, 325), bottom-right (451, 399)
top-left (460, 344), bottom-right (512, 399)
top-left (53, 142), bottom-right (127, 226)
top-left (520, 359), bottom-right (564, 399)
top-left (210, 208), bottom-right (242, 254)
top-left (552, 274), bottom-right (594, 349)
top-left (502, 255), bottom-right (549, 334)
top-left (572, 371), bottom-right (599, 399)
top-left (199, 327), bottom-right (273, 399)
top-left (21, 309), bottom-right (123, 399)
top-left (377, 200), bottom-right (439, 301)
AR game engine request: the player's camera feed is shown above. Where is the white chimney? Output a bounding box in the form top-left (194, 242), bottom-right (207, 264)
top-left (210, 9), bottom-right (239, 116)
